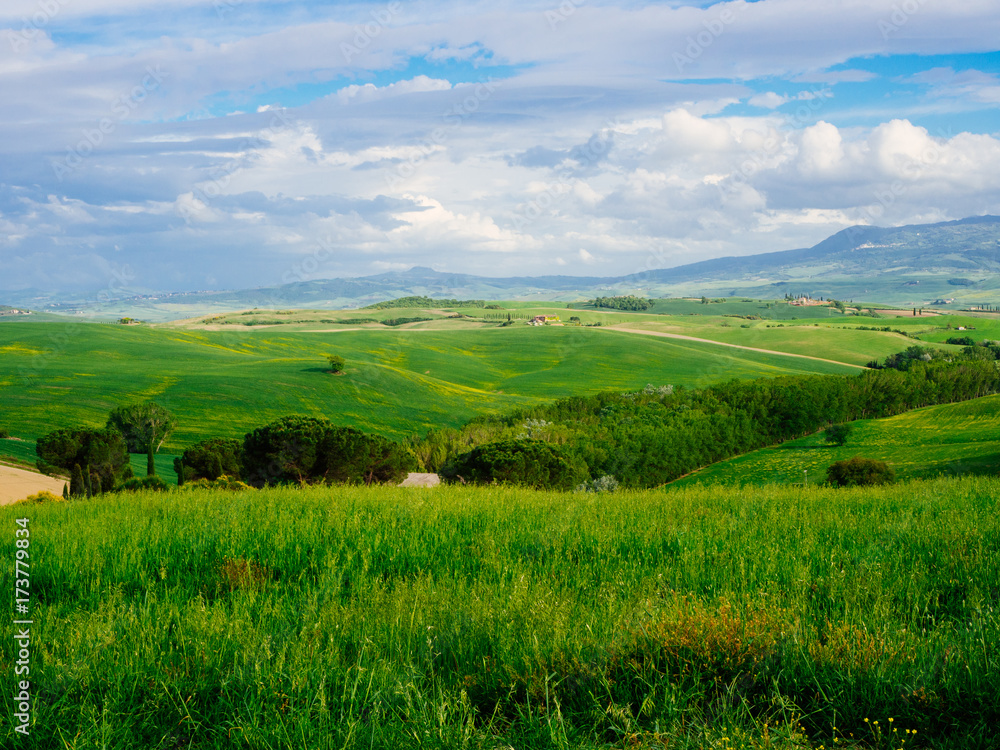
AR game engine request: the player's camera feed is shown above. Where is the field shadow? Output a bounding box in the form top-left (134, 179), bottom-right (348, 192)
top-left (913, 452), bottom-right (1000, 479)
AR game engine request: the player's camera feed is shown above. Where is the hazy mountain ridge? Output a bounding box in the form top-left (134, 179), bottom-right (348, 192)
top-left (5, 216), bottom-right (1000, 320)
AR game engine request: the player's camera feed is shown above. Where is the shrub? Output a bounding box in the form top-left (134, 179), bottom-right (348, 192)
top-left (442, 439), bottom-right (587, 490)
top-left (117, 476), bottom-right (169, 493)
top-left (182, 475), bottom-right (251, 492)
top-left (575, 475), bottom-right (619, 493)
top-left (826, 457), bottom-right (895, 487)
top-left (0, 428), bottom-right (9, 439)
top-left (327, 354), bottom-right (345, 373)
top-left (14, 490), bottom-right (63, 505)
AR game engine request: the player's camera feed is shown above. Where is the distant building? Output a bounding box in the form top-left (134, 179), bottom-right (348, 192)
top-left (528, 314), bottom-right (560, 326)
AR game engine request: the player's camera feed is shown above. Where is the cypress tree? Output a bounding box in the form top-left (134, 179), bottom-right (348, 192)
top-left (62, 483), bottom-right (69, 500)
top-left (211, 454), bottom-right (224, 480)
top-left (93, 474), bottom-right (102, 496)
top-left (85, 464), bottom-right (93, 498)
top-left (176, 459), bottom-right (185, 487)
top-left (147, 443), bottom-right (156, 476)
top-left (71, 464), bottom-right (85, 497)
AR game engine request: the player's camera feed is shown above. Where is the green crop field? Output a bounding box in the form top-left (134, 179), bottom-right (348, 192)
top-left (0, 321), bottom-right (857, 457)
top-left (673, 394), bottom-right (1000, 488)
top-left (2, 478), bottom-right (997, 748)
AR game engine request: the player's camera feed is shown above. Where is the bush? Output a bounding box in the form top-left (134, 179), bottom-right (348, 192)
top-left (14, 491), bottom-right (63, 505)
top-left (442, 439), bottom-right (588, 490)
top-left (327, 354), bottom-right (346, 373)
top-left (575, 475), bottom-right (619, 493)
top-left (0, 428), bottom-right (9, 439)
top-left (182, 475), bottom-right (252, 492)
top-left (117, 476), bottom-right (169, 493)
top-left (826, 457), bottom-right (896, 487)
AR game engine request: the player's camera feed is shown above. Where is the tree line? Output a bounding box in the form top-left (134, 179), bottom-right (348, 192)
top-left (581, 295), bottom-right (652, 311)
top-left (36, 407), bottom-right (417, 498)
top-left (413, 353), bottom-right (1000, 489)
top-left (363, 296), bottom-right (486, 310)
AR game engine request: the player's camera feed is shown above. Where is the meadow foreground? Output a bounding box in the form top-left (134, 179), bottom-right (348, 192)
top-left (1, 477), bottom-right (996, 749)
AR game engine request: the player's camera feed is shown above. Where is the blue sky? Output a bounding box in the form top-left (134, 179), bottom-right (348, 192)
top-left (1, 0), bottom-right (999, 295)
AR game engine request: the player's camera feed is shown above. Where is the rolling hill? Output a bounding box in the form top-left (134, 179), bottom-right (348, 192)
top-left (0, 321), bottom-right (858, 455)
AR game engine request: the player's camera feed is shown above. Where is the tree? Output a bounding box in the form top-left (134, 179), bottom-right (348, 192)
top-left (327, 355), bottom-right (346, 373)
top-left (118, 476), bottom-right (169, 493)
top-left (824, 423), bottom-right (853, 446)
top-left (176, 438), bottom-right (243, 481)
top-left (38, 428), bottom-right (131, 493)
top-left (826, 457), bottom-right (895, 487)
top-left (71, 464), bottom-right (86, 498)
top-left (241, 416), bottom-right (417, 487)
top-left (107, 401), bottom-right (176, 454)
top-left (441, 439), bottom-right (587, 490)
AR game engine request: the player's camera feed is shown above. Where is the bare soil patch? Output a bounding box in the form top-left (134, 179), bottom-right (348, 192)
top-left (0, 465), bottom-right (66, 506)
top-left (399, 473), bottom-right (441, 488)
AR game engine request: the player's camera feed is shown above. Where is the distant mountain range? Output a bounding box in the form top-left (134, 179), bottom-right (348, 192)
top-left (6, 216), bottom-right (1000, 320)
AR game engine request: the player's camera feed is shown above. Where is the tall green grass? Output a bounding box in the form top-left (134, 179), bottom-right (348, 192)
top-left (2, 478), bottom-right (997, 748)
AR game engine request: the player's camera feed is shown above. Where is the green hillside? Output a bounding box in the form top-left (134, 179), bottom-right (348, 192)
top-left (673, 394), bottom-right (1000, 488)
top-left (0, 322), bottom-right (856, 455)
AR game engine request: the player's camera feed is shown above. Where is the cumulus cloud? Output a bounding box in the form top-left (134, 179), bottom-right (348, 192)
top-left (2, 0), bottom-right (1000, 292)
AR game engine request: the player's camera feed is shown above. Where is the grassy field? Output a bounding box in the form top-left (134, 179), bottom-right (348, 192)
top-left (1, 478), bottom-right (997, 748)
top-left (672, 395), bottom-right (1000, 488)
top-left (0, 321), bottom-right (857, 456)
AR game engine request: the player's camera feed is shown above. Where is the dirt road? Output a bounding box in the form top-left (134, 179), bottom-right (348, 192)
top-left (603, 326), bottom-right (867, 369)
top-left (0, 464), bottom-right (66, 506)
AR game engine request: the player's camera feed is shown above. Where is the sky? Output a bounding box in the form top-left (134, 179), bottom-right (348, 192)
top-left (1, 0), bottom-right (999, 295)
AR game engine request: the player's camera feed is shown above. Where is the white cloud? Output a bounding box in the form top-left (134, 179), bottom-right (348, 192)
top-left (748, 92), bottom-right (789, 109)
top-left (3, 1), bottom-right (1000, 292)
top-left (334, 76), bottom-right (453, 105)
